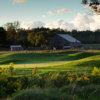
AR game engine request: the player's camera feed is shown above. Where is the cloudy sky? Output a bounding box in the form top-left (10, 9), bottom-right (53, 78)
top-left (0, 0), bottom-right (100, 31)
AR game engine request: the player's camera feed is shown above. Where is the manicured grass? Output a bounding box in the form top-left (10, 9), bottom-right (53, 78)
top-left (0, 50), bottom-right (100, 76)
top-left (83, 44), bottom-right (100, 50)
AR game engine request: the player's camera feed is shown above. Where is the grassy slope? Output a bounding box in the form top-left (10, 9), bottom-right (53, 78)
top-left (0, 50), bottom-right (100, 76)
top-left (83, 44), bottom-right (100, 50)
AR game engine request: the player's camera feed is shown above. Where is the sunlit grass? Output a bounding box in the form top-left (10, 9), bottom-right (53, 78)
top-left (0, 50), bottom-right (100, 76)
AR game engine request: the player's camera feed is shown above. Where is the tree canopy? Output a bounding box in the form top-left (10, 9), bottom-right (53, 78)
top-left (1, 22), bottom-right (100, 49)
top-left (0, 27), bottom-right (7, 47)
top-left (27, 31), bottom-right (55, 47)
top-left (82, 0), bottom-right (100, 14)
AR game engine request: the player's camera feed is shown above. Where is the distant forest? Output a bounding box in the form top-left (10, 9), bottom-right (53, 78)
top-left (0, 21), bottom-right (100, 48)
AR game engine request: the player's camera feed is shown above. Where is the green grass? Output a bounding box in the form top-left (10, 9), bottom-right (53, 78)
top-left (0, 50), bottom-right (100, 76)
top-left (83, 44), bottom-right (100, 50)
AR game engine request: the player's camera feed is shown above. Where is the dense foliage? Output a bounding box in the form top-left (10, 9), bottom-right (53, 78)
top-left (0, 51), bottom-right (100, 100)
top-left (0, 66), bottom-right (100, 100)
top-left (0, 27), bottom-right (7, 47)
top-left (82, 0), bottom-right (100, 14)
top-left (11, 85), bottom-right (100, 100)
top-left (82, 0), bottom-right (100, 4)
top-left (0, 22), bottom-right (100, 49)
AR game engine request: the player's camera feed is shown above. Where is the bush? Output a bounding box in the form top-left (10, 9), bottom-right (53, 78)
top-left (91, 67), bottom-right (100, 84)
top-left (76, 76), bottom-right (90, 85)
top-left (0, 62), bottom-right (15, 77)
top-left (92, 67), bottom-right (100, 76)
top-left (0, 67), bottom-right (100, 100)
top-left (60, 93), bottom-right (79, 100)
top-left (11, 88), bottom-right (60, 100)
top-left (60, 84), bottom-right (100, 100)
top-left (0, 77), bottom-right (21, 99)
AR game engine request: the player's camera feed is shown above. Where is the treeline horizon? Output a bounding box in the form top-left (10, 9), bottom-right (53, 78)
top-left (0, 21), bottom-right (100, 48)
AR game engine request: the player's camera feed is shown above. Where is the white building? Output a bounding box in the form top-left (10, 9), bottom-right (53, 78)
top-left (10, 45), bottom-right (24, 51)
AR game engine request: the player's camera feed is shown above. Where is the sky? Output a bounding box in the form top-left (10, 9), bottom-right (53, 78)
top-left (0, 0), bottom-right (100, 31)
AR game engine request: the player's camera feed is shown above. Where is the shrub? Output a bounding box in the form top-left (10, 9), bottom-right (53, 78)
top-left (60, 84), bottom-right (100, 100)
top-left (46, 73), bottom-right (71, 87)
top-left (0, 62), bottom-right (16, 77)
top-left (0, 67), bottom-right (8, 76)
top-left (0, 77), bottom-right (22, 99)
top-left (8, 62), bottom-right (15, 76)
top-left (33, 67), bottom-right (38, 76)
top-left (91, 67), bottom-right (100, 84)
top-left (60, 83), bottom-right (78, 94)
top-left (0, 77), bottom-right (8, 99)
top-left (92, 67), bottom-right (100, 76)
top-left (18, 76), bottom-right (30, 89)
top-left (60, 93), bottom-right (79, 100)
top-left (77, 76), bottom-right (90, 85)
top-left (11, 88), bottom-right (60, 100)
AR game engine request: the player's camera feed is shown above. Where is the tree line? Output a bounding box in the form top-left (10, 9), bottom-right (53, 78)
top-left (0, 21), bottom-right (100, 48)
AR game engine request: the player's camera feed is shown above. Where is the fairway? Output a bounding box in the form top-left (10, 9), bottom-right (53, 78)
top-left (0, 50), bottom-right (100, 76)
top-left (1, 61), bottom-right (70, 68)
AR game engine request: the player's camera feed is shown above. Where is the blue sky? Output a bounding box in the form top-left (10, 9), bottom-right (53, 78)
top-left (0, 0), bottom-right (100, 31)
top-left (0, 0), bottom-right (87, 25)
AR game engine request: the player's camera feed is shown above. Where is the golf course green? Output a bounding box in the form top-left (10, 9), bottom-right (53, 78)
top-left (0, 50), bottom-right (100, 76)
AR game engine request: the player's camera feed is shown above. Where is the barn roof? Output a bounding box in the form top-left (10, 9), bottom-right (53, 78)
top-left (57, 34), bottom-right (81, 43)
top-left (10, 45), bottom-right (22, 48)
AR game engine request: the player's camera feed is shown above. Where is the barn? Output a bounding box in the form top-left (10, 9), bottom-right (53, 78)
top-left (50, 34), bottom-right (82, 49)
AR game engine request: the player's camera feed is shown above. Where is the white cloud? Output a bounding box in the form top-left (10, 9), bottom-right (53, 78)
top-left (13, 0), bottom-right (29, 3)
top-left (42, 11), bottom-right (54, 18)
top-left (48, 11), bottom-right (54, 16)
top-left (72, 13), bottom-right (93, 31)
top-left (42, 15), bottom-right (46, 18)
top-left (42, 8), bottom-right (71, 18)
top-left (45, 20), bottom-right (75, 31)
top-left (21, 21), bottom-right (45, 29)
top-left (72, 13), bottom-right (100, 31)
top-left (90, 15), bottom-right (100, 31)
top-left (21, 13), bottom-right (100, 31)
top-left (56, 8), bottom-right (71, 14)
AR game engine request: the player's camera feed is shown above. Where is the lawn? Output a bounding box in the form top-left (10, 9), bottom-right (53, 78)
top-left (0, 50), bottom-right (100, 76)
top-left (83, 44), bottom-right (100, 50)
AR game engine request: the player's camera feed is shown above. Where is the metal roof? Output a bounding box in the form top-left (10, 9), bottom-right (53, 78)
top-left (57, 34), bottom-right (81, 43)
top-left (10, 45), bottom-right (22, 48)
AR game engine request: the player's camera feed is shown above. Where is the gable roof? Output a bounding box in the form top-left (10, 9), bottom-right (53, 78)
top-left (57, 34), bottom-right (81, 43)
top-left (10, 45), bottom-right (22, 48)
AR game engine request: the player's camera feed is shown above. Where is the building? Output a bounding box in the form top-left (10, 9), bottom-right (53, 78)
top-left (10, 45), bottom-right (24, 51)
top-left (50, 34), bottom-right (82, 49)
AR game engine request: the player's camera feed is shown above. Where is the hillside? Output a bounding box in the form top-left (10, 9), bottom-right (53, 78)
top-left (0, 50), bottom-right (100, 76)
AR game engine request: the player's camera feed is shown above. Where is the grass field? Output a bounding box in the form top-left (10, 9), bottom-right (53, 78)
top-left (83, 44), bottom-right (100, 50)
top-left (0, 50), bottom-right (100, 76)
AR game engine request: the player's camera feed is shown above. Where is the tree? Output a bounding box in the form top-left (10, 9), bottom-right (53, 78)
top-left (35, 31), bottom-right (48, 47)
top-left (16, 29), bottom-right (29, 47)
top-left (5, 21), bottom-right (20, 31)
top-left (4, 21), bottom-right (20, 44)
top-left (82, 0), bottom-right (100, 14)
top-left (0, 27), bottom-right (7, 47)
top-left (27, 32), bottom-right (36, 46)
top-left (28, 31), bottom-right (54, 47)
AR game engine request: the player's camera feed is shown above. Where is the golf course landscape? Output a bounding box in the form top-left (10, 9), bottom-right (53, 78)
top-left (0, 50), bottom-right (100, 76)
top-left (1, 0), bottom-right (100, 99)
top-left (0, 50), bottom-right (100, 100)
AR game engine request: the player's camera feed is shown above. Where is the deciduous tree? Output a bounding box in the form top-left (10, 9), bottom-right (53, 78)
top-left (0, 27), bottom-right (7, 47)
